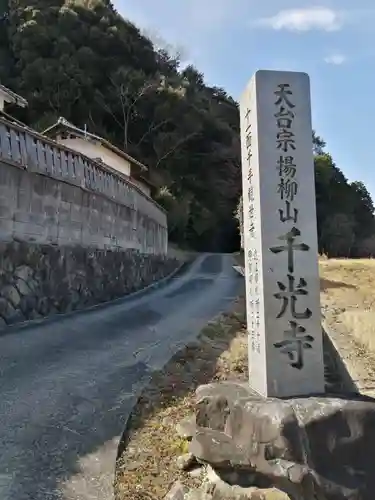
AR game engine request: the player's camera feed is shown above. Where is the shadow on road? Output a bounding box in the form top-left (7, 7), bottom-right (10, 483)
top-left (0, 253), bottom-right (244, 500)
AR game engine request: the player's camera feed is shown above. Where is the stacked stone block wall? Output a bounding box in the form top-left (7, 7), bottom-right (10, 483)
top-left (0, 241), bottom-right (179, 329)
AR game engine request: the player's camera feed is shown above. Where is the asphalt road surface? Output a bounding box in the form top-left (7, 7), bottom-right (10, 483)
top-left (0, 253), bottom-right (242, 500)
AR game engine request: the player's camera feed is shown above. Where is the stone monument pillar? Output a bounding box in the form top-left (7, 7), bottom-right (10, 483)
top-left (240, 70), bottom-right (324, 398)
top-left (179, 71), bottom-right (375, 500)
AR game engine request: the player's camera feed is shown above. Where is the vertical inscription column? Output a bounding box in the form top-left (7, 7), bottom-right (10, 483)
top-left (240, 77), bottom-right (262, 368)
top-left (240, 70), bottom-right (324, 398)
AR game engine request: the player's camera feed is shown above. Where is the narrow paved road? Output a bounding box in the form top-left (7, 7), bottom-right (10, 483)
top-left (0, 253), bottom-right (241, 500)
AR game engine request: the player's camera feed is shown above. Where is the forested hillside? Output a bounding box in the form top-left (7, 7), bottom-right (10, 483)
top-left (313, 134), bottom-right (375, 257)
top-left (0, 0), bottom-right (373, 255)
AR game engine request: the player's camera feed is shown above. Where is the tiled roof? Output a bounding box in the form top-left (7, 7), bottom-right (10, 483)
top-left (0, 84), bottom-right (28, 108)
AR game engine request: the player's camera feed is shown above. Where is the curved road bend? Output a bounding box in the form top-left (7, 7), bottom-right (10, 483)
top-left (0, 253), bottom-right (242, 500)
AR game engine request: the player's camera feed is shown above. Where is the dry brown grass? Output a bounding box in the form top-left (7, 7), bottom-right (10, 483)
top-left (235, 252), bottom-right (375, 355)
top-left (319, 259), bottom-right (375, 353)
top-left (115, 296), bottom-right (247, 500)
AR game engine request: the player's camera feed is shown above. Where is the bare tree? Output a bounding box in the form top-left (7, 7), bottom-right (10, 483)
top-left (95, 70), bottom-right (200, 172)
top-left (48, 83), bottom-right (81, 117)
top-left (96, 75), bottom-right (159, 151)
top-left (154, 131), bottom-right (198, 169)
top-left (141, 27), bottom-right (189, 63)
top-left (134, 118), bottom-right (171, 149)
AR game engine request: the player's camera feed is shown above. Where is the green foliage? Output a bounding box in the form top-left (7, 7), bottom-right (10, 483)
top-left (235, 133), bottom-right (375, 258)
top-left (314, 139), bottom-right (375, 256)
top-left (1, 0), bottom-right (373, 254)
top-left (1, 0), bottom-right (241, 251)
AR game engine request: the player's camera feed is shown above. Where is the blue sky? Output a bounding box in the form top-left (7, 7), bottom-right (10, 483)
top-left (114, 0), bottom-right (375, 198)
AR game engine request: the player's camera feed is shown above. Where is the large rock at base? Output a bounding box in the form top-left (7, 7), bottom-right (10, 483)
top-left (190, 381), bottom-right (375, 500)
top-left (164, 480), bottom-right (189, 499)
top-left (187, 486), bottom-right (290, 500)
top-left (186, 466), bottom-right (291, 500)
top-left (176, 415), bottom-right (196, 440)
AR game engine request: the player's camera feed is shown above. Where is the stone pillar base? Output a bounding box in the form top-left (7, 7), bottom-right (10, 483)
top-left (184, 381), bottom-right (375, 500)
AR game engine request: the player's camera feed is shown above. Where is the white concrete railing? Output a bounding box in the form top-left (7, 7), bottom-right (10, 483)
top-left (0, 116), bottom-right (167, 229)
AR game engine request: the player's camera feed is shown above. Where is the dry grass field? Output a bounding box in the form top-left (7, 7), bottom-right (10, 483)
top-left (320, 258), bottom-right (375, 397)
top-left (236, 251), bottom-right (375, 356)
top-left (320, 259), bottom-right (375, 354)
top-left (234, 251), bottom-right (375, 393)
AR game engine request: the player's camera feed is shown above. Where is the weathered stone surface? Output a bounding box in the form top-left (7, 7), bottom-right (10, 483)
top-left (37, 297), bottom-right (50, 316)
top-left (1, 256), bottom-right (14, 274)
top-left (206, 464), bottom-right (256, 489)
top-left (183, 465), bottom-right (292, 500)
top-left (0, 297), bottom-right (14, 319)
top-left (13, 265), bottom-right (34, 283)
top-left (6, 309), bottom-right (25, 325)
top-left (240, 71), bottom-right (324, 398)
top-left (2, 285), bottom-right (21, 308)
top-left (0, 241), bottom-right (180, 330)
top-left (196, 382), bottom-right (253, 402)
top-left (200, 479), bottom-right (291, 500)
top-left (19, 295), bottom-right (36, 317)
top-left (14, 277), bottom-right (32, 297)
top-left (0, 157), bottom-right (168, 255)
top-left (185, 471), bottom-right (291, 500)
top-left (186, 490), bottom-right (202, 500)
top-left (176, 415), bottom-right (196, 439)
top-left (164, 480), bottom-right (189, 499)
top-left (28, 309), bottom-right (42, 320)
top-left (188, 467), bottom-right (203, 479)
top-left (190, 381), bottom-right (375, 500)
top-left (177, 452), bottom-right (198, 471)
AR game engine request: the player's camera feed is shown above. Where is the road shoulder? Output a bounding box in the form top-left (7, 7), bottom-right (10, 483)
top-left (114, 295), bottom-right (247, 499)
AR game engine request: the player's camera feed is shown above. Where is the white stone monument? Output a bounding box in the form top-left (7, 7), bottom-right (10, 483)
top-left (240, 70), bottom-right (325, 398)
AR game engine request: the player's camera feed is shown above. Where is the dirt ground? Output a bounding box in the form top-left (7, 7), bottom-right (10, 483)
top-left (320, 258), bottom-right (375, 397)
top-left (115, 256), bottom-right (375, 499)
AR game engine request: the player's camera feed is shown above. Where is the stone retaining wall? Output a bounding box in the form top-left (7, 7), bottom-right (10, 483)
top-left (0, 241), bottom-right (179, 329)
top-left (0, 158), bottom-right (167, 254)
top-left (0, 113), bottom-right (169, 254)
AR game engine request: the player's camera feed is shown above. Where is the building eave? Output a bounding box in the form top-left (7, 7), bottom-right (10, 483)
top-left (0, 84), bottom-right (28, 108)
top-left (0, 112), bottom-right (165, 213)
top-left (42, 118), bottom-right (148, 173)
